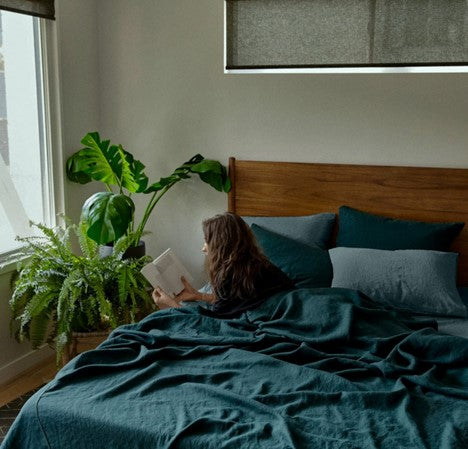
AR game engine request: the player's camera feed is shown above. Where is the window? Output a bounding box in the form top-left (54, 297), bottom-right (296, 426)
top-left (225, 0), bottom-right (468, 73)
top-left (0, 10), bottom-right (56, 256)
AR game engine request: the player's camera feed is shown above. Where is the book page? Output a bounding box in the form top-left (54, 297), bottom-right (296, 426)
top-left (141, 248), bottom-right (193, 299)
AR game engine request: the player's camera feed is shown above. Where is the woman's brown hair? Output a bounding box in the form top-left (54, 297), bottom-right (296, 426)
top-left (202, 212), bottom-right (271, 302)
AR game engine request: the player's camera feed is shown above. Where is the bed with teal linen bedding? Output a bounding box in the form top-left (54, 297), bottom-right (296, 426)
top-left (2, 288), bottom-right (468, 449)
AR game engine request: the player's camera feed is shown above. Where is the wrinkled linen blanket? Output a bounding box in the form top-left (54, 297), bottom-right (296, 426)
top-left (2, 288), bottom-right (467, 449)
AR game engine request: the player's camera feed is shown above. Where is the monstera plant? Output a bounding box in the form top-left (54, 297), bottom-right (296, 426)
top-left (66, 132), bottom-right (231, 247)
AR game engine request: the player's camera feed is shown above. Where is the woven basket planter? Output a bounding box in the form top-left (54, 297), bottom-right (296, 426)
top-left (62, 330), bottom-right (111, 365)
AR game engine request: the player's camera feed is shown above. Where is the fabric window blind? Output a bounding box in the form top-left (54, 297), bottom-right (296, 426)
top-left (0, 0), bottom-right (55, 20)
top-left (225, 0), bottom-right (468, 69)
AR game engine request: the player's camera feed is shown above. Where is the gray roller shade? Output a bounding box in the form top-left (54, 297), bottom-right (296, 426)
top-left (0, 0), bottom-right (54, 20)
top-left (226, 0), bottom-right (468, 69)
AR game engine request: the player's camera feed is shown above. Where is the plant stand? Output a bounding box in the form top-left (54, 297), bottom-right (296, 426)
top-left (62, 330), bottom-right (111, 365)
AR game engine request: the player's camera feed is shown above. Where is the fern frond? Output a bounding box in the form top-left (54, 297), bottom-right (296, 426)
top-left (33, 222), bottom-right (64, 249)
top-left (98, 297), bottom-right (116, 328)
top-left (55, 331), bottom-right (69, 366)
top-left (29, 311), bottom-right (51, 349)
top-left (9, 287), bottom-right (34, 318)
top-left (75, 221), bottom-right (98, 258)
top-left (111, 234), bottom-right (132, 259)
top-left (34, 221), bottom-right (75, 263)
top-left (57, 269), bottom-right (82, 338)
top-left (117, 265), bottom-right (130, 307)
top-left (19, 290), bottom-right (56, 326)
top-left (14, 239), bottom-right (54, 259)
top-left (81, 295), bottom-right (99, 330)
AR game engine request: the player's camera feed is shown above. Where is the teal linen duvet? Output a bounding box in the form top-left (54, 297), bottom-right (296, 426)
top-left (2, 288), bottom-right (467, 449)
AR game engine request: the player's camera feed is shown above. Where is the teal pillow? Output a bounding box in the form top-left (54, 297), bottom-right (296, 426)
top-left (251, 223), bottom-right (333, 288)
top-left (337, 206), bottom-right (464, 251)
top-left (243, 213), bottom-right (335, 249)
top-left (330, 247), bottom-right (467, 317)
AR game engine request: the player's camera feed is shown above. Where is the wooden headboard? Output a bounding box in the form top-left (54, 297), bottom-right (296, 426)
top-left (227, 158), bottom-right (468, 286)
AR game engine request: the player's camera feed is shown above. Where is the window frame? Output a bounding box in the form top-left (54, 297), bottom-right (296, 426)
top-left (0, 13), bottom-right (64, 271)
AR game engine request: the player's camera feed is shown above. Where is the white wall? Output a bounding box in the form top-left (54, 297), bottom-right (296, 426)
top-left (56, 0), bottom-right (101, 222)
top-left (97, 0), bottom-right (468, 283)
top-left (0, 0), bottom-right (100, 382)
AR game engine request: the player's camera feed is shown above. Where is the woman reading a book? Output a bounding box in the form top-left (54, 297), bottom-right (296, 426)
top-left (152, 212), bottom-right (294, 318)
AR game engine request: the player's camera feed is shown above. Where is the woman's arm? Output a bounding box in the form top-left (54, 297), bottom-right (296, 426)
top-left (198, 292), bottom-right (215, 304)
top-left (176, 277), bottom-right (215, 304)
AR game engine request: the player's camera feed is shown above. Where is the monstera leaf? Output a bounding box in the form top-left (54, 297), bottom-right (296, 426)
top-left (145, 154), bottom-right (231, 193)
top-left (191, 159), bottom-right (231, 192)
top-left (81, 192), bottom-right (135, 245)
top-left (66, 132), bottom-right (148, 193)
top-left (69, 133), bottom-right (231, 245)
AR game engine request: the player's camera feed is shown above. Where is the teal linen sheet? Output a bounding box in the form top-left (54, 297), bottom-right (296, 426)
top-left (2, 288), bottom-right (468, 449)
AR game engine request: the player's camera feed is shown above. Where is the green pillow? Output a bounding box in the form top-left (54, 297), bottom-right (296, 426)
top-left (251, 223), bottom-right (333, 288)
top-left (337, 206), bottom-right (464, 251)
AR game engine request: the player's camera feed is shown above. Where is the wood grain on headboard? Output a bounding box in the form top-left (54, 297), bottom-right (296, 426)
top-left (228, 158), bottom-right (468, 286)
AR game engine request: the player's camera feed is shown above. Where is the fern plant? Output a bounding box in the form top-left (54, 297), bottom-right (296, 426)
top-left (4, 220), bottom-right (154, 364)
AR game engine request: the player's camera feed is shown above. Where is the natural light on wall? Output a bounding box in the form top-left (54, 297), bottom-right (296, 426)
top-left (0, 10), bottom-right (49, 255)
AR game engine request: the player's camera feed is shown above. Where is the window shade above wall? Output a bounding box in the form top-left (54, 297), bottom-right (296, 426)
top-left (0, 0), bottom-right (55, 20)
top-left (225, 0), bottom-right (468, 70)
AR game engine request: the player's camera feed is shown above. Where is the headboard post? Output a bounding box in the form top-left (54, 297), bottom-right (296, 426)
top-left (228, 157), bottom-right (236, 213)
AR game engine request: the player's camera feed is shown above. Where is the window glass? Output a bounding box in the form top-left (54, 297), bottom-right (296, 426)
top-left (0, 10), bottom-right (49, 255)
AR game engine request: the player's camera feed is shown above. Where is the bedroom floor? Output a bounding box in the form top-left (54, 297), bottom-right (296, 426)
top-left (0, 356), bottom-right (56, 443)
top-left (0, 387), bottom-right (43, 443)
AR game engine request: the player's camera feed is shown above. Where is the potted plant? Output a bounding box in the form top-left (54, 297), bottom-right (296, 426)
top-left (4, 219), bottom-right (154, 365)
top-left (66, 132), bottom-right (231, 251)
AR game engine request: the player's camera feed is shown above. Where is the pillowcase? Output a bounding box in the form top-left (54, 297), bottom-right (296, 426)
top-left (251, 223), bottom-right (333, 288)
top-left (458, 287), bottom-right (468, 309)
top-left (330, 247), bottom-right (467, 317)
top-left (243, 213), bottom-right (335, 249)
top-left (337, 206), bottom-right (464, 251)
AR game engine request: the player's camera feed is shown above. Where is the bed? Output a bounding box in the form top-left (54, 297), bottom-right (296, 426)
top-left (2, 159), bottom-right (468, 449)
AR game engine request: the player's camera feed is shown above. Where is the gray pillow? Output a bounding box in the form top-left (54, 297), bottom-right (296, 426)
top-left (243, 213), bottom-right (335, 249)
top-left (330, 247), bottom-right (467, 317)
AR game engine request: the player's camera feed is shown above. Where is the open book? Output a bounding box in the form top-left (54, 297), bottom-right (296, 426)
top-left (141, 248), bottom-right (193, 298)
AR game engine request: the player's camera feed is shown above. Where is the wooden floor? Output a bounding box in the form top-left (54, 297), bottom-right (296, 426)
top-left (0, 356), bottom-right (57, 408)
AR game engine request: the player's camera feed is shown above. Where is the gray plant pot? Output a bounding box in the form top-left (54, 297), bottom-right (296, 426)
top-left (99, 240), bottom-right (146, 259)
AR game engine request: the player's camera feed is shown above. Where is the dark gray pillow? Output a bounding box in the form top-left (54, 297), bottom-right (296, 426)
top-left (330, 247), bottom-right (467, 317)
top-left (243, 213), bottom-right (335, 249)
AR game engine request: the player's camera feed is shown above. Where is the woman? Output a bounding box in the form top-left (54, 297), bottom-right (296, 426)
top-left (152, 212), bottom-right (294, 318)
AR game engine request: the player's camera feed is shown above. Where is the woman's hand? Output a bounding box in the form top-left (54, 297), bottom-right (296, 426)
top-left (152, 287), bottom-right (180, 310)
top-left (175, 277), bottom-right (215, 304)
top-left (175, 277), bottom-right (203, 302)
